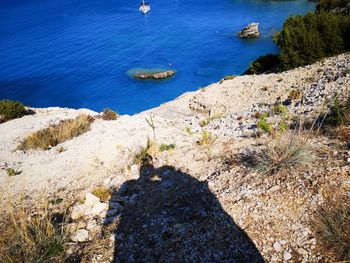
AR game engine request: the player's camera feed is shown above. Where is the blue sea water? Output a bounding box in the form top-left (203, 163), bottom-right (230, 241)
top-left (0, 0), bottom-right (315, 114)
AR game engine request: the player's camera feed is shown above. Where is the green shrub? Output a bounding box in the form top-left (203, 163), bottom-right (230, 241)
top-left (271, 104), bottom-right (288, 116)
top-left (257, 113), bottom-right (273, 134)
top-left (246, 54), bottom-right (280, 74)
top-left (6, 168), bottom-right (20, 177)
top-left (274, 12), bottom-right (350, 70)
top-left (159, 143), bottom-right (176, 152)
top-left (0, 100), bottom-right (26, 121)
top-left (325, 97), bottom-right (350, 126)
top-left (133, 139), bottom-right (154, 165)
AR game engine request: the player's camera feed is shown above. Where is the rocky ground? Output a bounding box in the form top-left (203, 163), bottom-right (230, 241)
top-left (0, 53), bottom-right (350, 262)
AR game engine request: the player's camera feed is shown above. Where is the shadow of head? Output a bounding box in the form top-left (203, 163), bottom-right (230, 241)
top-left (105, 163), bottom-right (265, 262)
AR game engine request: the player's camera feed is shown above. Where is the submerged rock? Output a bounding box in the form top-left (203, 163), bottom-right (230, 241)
top-left (239, 23), bottom-right (260, 38)
top-left (133, 70), bottom-right (176, 80)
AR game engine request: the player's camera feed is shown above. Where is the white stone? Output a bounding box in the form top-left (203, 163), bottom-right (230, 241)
top-left (86, 220), bottom-right (97, 231)
top-left (89, 202), bottom-right (108, 216)
top-left (284, 251), bottom-right (292, 261)
top-left (273, 241), bottom-right (282, 252)
top-left (85, 193), bottom-right (100, 208)
top-left (71, 204), bottom-right (88, 220)
top-left (71, 229), bottom-right (89, 242)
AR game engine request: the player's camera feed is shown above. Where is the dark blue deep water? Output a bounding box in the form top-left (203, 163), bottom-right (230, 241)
top-left (0, 0), bottom-right (315, 114)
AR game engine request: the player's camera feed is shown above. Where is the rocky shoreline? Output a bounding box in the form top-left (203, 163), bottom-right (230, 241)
top-left (1, 53), bottom-right (349, 262)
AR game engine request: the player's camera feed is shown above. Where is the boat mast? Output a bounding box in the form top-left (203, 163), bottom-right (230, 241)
top-left (142, 0), bottom-right (145, 4)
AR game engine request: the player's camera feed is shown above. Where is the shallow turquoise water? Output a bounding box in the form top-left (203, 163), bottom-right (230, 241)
top-left (0, 0), bottom-right (315, 114)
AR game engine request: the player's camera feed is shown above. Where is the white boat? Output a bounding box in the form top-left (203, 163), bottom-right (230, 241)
top-left (139, 0), bottom-right (150, 14)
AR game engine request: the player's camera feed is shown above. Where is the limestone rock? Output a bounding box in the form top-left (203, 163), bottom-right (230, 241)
top-left (273, 241), bottom-right (282, 252)
top-left (90, 202), bottom-right (108, 216)
top-left (239, 23), bottom-right (260, 38)
top-left (284, 251), bottom-right (292, 261)
top-left (85, 193), bottom-right (100, 208)
top-left (71, 229), bottom-right (89, 243)
top-left (71, 204), bottom-right (88, 220)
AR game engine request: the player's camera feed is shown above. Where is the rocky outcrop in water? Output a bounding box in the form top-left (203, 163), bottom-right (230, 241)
top-left (239, 23), bottom-right (260, 38)
top-left (133, 70), bottom-right (176, 80)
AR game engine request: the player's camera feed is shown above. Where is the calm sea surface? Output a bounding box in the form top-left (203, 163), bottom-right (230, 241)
top-left (0, 0), bottom-right (315, 114)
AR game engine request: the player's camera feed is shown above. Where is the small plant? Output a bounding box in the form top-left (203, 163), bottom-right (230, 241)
top-left (251, 112), bottom-right (262, 119)
top-left (344, 67), bottom-right (350, 76)
top-left (312, 196), bottom-right (350, 261)
top-left (247, 54), bottom-right (280, 74)
top-left (278, 120), bottom-right (288, 133)
top-left (325, 97), bottom-right (350, 126)
top-left (159, 143), bottom-right (176, 152)
top-left (288, 89), bottom-right (303, 100)
top-left (0, 100), bottom-right (26, 121)
top-left (254, 131), bottom-right (314, 175)
top-left (92, 187), bottom-right (111, 202)
top-left (101, 108), bottom-right (118, 120)
top-left (57, 147), bottom-right (65, 153)
top-left (133, 139), bottom-right (154, 165)
top-left (19, 114), bottom-right (94, 150)
top-left (6, 168), bottom-right (21, 177)
top-left (257, 113), bottom-right (273, 134)
top-left (223, 75), bottom-right (236, 80)
top-left (145, 115), bottom-right (156, 140)
top-left (185, 127), bottom-right (195, 136)
top-left (271, 103), bottom-right (288, 116)
top-left (0, 204), bottom-right (67, 262)
top-left (199, 118), bottom-right (210, 127)
top-left (197, 130), bottom-right (216, 146)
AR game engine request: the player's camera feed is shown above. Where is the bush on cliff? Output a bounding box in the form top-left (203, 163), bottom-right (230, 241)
top-left (316, 0), bottom-right (350, 13)
top-left (246, 54), bottom-right (280, 74)
top-left (0, 100), bottom-right (26, 121)
top-left (274, 12), bottom-right (350, 70)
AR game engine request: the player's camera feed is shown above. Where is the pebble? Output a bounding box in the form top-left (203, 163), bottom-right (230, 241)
top-left (284, 251), bottom-right (292, 261)
top-left (273, 241), bottom-right (282, 252)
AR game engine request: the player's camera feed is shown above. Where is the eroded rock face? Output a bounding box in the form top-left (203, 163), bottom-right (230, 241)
top-left (133, 70), bottom-right (176, 80)
top-left (239, 23), bottom-right (260, 38)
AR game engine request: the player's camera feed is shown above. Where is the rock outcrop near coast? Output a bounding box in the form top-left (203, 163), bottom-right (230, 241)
top-left (239, 22), bottom-right (260, 38)
top-left (1, 53), bottom-right (350, 262)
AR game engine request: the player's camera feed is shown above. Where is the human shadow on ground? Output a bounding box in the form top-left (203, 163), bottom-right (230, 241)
top-left (106, 163), bottom-right (265, 263)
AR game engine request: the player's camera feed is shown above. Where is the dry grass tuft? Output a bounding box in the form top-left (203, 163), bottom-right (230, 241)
top-left (312, 195), bottom-right (350, 262)
top-left (101, 108), bottom-right (118, 120)
top-left (254, 131), bottom-right (314, 175)
top-left (19, 114), bottom-right (94, 150)
top-left (0, 204), bottom-right (67, 263)
top-left (197, 130), bottom-right (216, 146)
